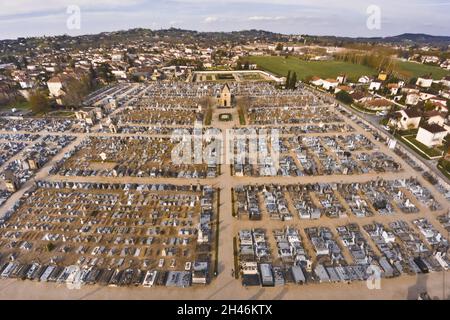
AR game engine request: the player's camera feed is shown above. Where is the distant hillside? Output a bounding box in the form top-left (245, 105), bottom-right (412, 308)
top-left (374, 33), bottom-right (450, 45)
top-left (1, 29), bottom-right (450, 56)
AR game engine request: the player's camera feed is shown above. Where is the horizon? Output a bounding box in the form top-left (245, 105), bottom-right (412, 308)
top-left (2, 26), bottom-right (450, 42)
top-left (1, 0), bottom-right (450, 40)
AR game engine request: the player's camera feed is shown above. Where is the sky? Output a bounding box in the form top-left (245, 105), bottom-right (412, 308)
top-left (0, 0), bottom-right (450, 40)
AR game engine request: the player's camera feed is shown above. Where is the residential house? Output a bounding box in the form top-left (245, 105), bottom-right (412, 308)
top-left (350, 91), bottom-right (371, 104)
top-left (416, 76), bottom-right (433, 88)
top-left (47, 76), bottom-right (65, 97)
top-left (334, 85), bottom-right (353, 94)
top-left (358, 76), bottom-right (371, 84)
top-left (420, 92), bottom-right (436, 101)
top-left (390, 109), bottom-right (422, 130)
top-left (421, 55), bottom-right (440, 64)
top-left (366, 98), bottom-right (392, 111)
top-left (425, 111), bottom-right (447, 126)
top-left (310, 77), bottom-right (323, 87)
top-left (387, 83), bottom-right (400, 95)
top-left (322, 79), bottom-right (339, 91)
top-left (369, 81), bottom-right (382, 91)
top-left (401, 85), bottom-right (420, 95)
top-left (336, 74), bottom-right (347, 84)
top-left (406, 93), bottom-right (420, 106)
top-left (416, 123), bottom-right (448, 147)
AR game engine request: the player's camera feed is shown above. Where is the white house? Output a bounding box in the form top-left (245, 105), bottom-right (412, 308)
top-left (19, 79), bottom-right (33, 89)
top-left (112, 70), bottom-right (127, 79)
top-left (388, 83), bottom-right (400, 95)
top-left (358, 76), bottom-right (370, 84)
top-left (426, 111), bottom-right (447, 126)
top-left (322, 78), bottom-right (339, 91)
top-left (420, 92), bottom-right (436, 101)
top-left (416, 123), bottom-right (448, 147)
top-left (47, 76), bottom-right (64, 97)
top-left (336, 74), bottom-right (347, 84)
top-left (390, 109), bottom-right (422, 130)
top-left (429, 97), bottom-right (447, 106)
top-left (369, 81), bottom-right (382, 91)
top-left (310, 76), bottom-right (323, 87)
top-left (416, 76), bottom-right (433, 88)
top-left (421, 55), bottom-right (440, 64)
top-left (406, 93), bottom-right (420, 106)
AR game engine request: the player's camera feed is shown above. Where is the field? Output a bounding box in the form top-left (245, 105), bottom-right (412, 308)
top-left (247, 56), bottom-right (450, 81)
top-left (0, 100), bottom-right (31, 111)
top-left (247, 56), bottom-right (377, 81)
top-left (396, 61), bottom-right (450, 79)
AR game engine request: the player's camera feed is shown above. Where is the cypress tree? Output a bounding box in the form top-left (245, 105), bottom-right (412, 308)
top-left (291, 72), bottom-right (297, 89)
top-left (286, 70), bottom-right (291, 89)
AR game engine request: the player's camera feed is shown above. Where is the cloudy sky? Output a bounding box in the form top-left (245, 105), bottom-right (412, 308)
top-left (0, 0), bottom-right (449, 40)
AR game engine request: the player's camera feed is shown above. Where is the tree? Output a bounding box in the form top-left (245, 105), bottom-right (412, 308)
top-left (29, 90), bottom-right (50, 114)
top-left (335, 90), bottom-right (354, 105)
top-left (45, 242), bottom-right (55, 252)
top-left (275, 43), bottom-right (284, 51)
top-left (62, 76), bottom-right (91, 108)
top-left (88, 64), bottom-right (97, 90)
top-left (97, 63), bottom-right (115, 83)
top-left (286, 70), bottom-right (291, 88)
top-left (424, 100), bottom-right (435, 112)
top-left (291, 72), bottom-right (297, 89)
top-left (443, 134), bottom-right (450, 153)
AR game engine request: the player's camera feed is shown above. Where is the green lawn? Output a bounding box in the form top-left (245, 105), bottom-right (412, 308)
top-left (247, 56), bottom-right (450, 81)
top-left (0, 100), bottom-right (31, 111)
top-left (396, 61), bottom-right (450, 79)
top-left (403, 135), bottom-right (443, 159)
top-left (437, 160), bottom-right (450, 179)
top-left (247, 56), bottom-right (377, 81)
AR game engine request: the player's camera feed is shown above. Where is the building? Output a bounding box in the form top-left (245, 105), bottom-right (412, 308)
top-left (369, 81), bottom-right (382, 91)
top-left (4, 170), bottom-right (18, 193)
top-left (75, 107), bottom-right (99, 125)
top-left (425, 111), bottom-right (447, 126)
top-left (406, 93), bottom-right (420, 106)
top-left (336, 74), bottom-right (347, 84)
top-left (334, 85), bottom-right (353, 94)
top-left (47, 76), bottom-right (65, 98)
top-left (218, 83), bottom-right (232, 107)
top-left (350, 91), bottom-right (371, 104)
top-left (416, 76), bottom-right (433, 88)
top-left (322, 79), bottom-right (339, 91)
top-left (366, 98), bottom-right (392, 111)
top-left (390, 109), bottom-right (422, 130)
top-left (358, 76), bottom-right (370, 84)
top-left (310, 77), bottom-right (323, 87)
top-left (416, 123), bottom-right (448, 147)
top-left (387, 83), bottom-right (400, 95)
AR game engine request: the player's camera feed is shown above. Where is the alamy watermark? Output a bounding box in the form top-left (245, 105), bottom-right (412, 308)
top-left (366, 5), bottom-right (381, 30)
top-left (66, 5), bottom-right (81, 30)
top-left (366, 264), bottom-right (382, 290)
